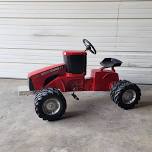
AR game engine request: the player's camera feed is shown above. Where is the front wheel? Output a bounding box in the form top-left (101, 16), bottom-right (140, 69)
top-left (34, 88), bottom-right (67, 121)
top-left (110, 80), bottom-right (141, 110)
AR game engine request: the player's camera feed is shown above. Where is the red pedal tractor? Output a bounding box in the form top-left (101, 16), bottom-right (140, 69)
top-left (28, 39), bottom-right (141, 121)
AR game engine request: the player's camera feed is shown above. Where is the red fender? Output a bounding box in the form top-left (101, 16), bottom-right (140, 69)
top-left (45, 77), bottom-right (66, 92)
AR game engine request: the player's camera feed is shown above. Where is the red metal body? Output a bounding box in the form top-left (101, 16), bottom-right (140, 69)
top-left (28, 51), bottom-right (119, 92)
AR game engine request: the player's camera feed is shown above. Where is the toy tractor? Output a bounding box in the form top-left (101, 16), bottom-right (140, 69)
top-left (28, 39), bottom-right (141, 121)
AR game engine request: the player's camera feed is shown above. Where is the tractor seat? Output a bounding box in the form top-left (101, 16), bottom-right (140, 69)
top-left (100, 58), bottom-right (122, 68)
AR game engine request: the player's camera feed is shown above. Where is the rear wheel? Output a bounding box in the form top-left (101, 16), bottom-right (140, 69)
top-left (110, 80), bottom-right (141, 109)
top-left (34, 88), bottom-right (66, 121)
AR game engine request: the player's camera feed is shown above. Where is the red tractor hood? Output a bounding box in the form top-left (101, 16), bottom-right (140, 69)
top-left (28, 64), bottom-right (66, 78)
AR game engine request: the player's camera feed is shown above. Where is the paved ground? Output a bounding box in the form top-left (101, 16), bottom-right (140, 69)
top-left (0, 79), bottom-right (152, 152)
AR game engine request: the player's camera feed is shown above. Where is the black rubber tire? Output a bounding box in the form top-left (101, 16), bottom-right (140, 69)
top-left (34, 88), bottom-right (67, 121)
top-left (110, 80), bottom-right (141, 110)
top-left (110, 80), bottom-right (130, 103)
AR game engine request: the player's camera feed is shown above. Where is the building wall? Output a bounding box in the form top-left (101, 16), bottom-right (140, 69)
top-left (0, 0), bottom-right (152, 84)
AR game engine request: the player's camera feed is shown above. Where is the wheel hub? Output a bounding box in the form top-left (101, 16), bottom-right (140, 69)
top-left (42, 98), bottom-right (60, 115)
top-left (122, 89), bottom-right (136, 104)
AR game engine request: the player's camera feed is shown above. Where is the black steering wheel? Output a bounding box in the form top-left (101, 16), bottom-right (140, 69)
top-left (83, 39), bottom-right (97, 54)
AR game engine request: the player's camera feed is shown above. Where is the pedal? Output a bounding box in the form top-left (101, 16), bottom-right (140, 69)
top-left (71, 92), bottom-right (79, 101)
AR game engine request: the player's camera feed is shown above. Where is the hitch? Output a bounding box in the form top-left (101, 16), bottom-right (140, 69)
top-left (71, 92), bottom-right (79, 101)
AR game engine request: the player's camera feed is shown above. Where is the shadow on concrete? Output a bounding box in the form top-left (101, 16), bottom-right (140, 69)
top-left (64, 110), bottom-right (87, 120)
top-left (62, 95), bottom-right (110, 120)
top-left (137, 101), bottom-right (152, 108)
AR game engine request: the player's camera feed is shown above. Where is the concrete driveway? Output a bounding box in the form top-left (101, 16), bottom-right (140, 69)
top-left (0, 79), bottom-right (152, 152)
